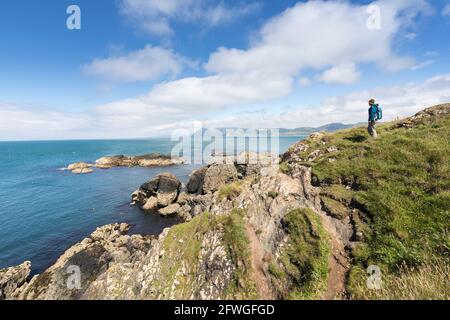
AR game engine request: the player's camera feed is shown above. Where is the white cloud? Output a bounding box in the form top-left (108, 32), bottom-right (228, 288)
top-left (319, 63), bottom-right (361, 85)
top-left (118, 0), bottom-right (261, 36)
top-left (181, 73), bottom-right (450, 130)
top-left (2, 0), bottom-right (440, 140)
top-left (98, 0), bottom-right (428, 121)
top-left (82, 45), bottom-right (194, 83)
top-left (205, 0), bottom-right (428, 75)
top-left (2, 73), bottom-right (449, 140)
top-left (0, 103), bottom-right (91, 141)
top-left (410, 59), bottom-right (434, 71)
top-left (203, 2), bottom-right (262, 27)
top-left (443, 4), bottom-right (450, 16)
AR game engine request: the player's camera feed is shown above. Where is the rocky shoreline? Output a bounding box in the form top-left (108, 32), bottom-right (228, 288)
top-left (64, 153), bottom-right (185, 174)
top-left (1, 146), bottom-right (343, 300)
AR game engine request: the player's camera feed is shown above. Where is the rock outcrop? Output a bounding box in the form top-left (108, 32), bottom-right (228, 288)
top-left (65, 153), bottom-right (185, 174)
top-left (66, 162), bottom-right (94, 174)
top-left (16, 223), bottom-right (154, 300)
top-left (0, 261), bottom-right (31, 300)
top-left (396, 103), bottom-right (450, 129)
top-left (131, 152), bottom-right (279, 220)
top-left (202, 164), bottom-right (239, 194)
top-left (132, 173), bottom-right (182, 215)
top-left (95, 154), bottom-right (184, 169)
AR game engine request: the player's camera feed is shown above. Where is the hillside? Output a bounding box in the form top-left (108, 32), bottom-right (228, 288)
top-left (1, 104), bottom-right (449, 300)
top-left (282, 103), bottom-right (450, 299)
top-left (280, 123), bottom-right (363, 136)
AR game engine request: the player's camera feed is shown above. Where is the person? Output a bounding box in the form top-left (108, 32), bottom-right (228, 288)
top-left (368, 99), bottom-right (381, 139)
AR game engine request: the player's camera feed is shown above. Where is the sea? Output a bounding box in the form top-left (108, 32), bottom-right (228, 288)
top-left (0, 137), bottom-right (304, 275)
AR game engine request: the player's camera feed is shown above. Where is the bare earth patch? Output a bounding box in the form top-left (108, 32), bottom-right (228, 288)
top-left (245, 223), bottom-right (274, 300)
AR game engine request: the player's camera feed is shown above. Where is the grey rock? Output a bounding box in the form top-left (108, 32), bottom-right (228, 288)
top-left (203, 164), bottom-right (238, 193)
top-left (186, 167), bottom-right (207, 194)
top-left (132, 173), bottom-right (182, 212)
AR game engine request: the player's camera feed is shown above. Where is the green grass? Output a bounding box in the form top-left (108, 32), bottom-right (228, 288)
top-left (291, 110), bottom-right (450, 299)
top-left (222, 209), bottom-right (258, 299)
top-left (272, 208), bottom-right (331, 300)
top-left (321, 196), bottom-right (349, 219)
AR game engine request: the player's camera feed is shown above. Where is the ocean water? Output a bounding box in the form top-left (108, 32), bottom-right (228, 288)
top-left (0, 137), bottom-right (303, 275)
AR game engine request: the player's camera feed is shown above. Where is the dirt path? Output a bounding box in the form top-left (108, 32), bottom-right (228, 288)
top-left (245, 223), bottom-right (274, 300)
top-left (319, 214), bottom-right (350, 300)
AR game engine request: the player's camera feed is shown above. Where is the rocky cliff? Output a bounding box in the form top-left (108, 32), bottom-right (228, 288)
top-left (2, 104), bottom-right (449, 300)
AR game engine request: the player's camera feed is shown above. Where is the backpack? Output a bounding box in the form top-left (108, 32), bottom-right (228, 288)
top-left (375, 104), bottom-right (383, 120)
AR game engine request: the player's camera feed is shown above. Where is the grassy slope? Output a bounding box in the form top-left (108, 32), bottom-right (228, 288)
top-left (293, 107), bottom-right (449, 299)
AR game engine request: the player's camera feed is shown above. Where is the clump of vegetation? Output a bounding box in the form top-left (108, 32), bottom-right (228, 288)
top-left (279, 161), bottom-right (291, 174)
top-left (218, 182), bottom-right (242, 201)
top-left (222, 209), bottom-right (258, 299)
top-left (274, 208), bottom-right (331, 300)
top-left (294, 107), bottom-right (450, 299)
top-left (321, 196), bottom-right (348, 220)
top-left (268, 191), bottom-right (279, 199)
top-left (268, 262), bottom-right (284, 279)
top-left (320, 184), bottom-right (353, 204)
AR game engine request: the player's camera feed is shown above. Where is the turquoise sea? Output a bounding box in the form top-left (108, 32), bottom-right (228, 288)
top-left (0, 137), bottom-right (303, 275)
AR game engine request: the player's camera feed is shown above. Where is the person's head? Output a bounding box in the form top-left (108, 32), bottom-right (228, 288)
top-left (368, 99), bottom-right (376, 106)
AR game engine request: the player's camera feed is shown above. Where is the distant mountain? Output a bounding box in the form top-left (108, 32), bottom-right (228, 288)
top-left (279, 122), bottom-right (364, 136)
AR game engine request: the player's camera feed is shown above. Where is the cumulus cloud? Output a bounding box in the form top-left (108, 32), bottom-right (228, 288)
top-left (82, 45), bottom-right (194, 83)
top-left (204, 0), bottom-right (427, 75)
top-left (99, 0), bottom-right (428, 120)
top-left (118, 0), bottom-right (262, 36)
top-left (3, 0), bottom-right (440, 140)
top-left (319, 63), bottom-right (361, 85)
top-left (179, 73), bottom-right (450, 130)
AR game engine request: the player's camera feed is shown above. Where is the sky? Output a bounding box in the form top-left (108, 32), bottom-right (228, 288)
top-left (0, 0), bottom-right (449, 140)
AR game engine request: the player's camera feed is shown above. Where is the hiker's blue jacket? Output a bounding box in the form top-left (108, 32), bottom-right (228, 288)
top-left (368, 104), bottom-right (379, 121)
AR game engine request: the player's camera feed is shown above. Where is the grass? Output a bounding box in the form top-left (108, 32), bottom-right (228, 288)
top-left (218, 182), bottom-right (242, 201)
top-left (321, 196), bottom-right (349, 219)
top-left (347, 259), bottom-right (450, 300)
top-left (222, 209), bottom-right (258, 299)
top-left (291, 109), bottom-right (450, 299)
top-left (271, 208), bottom-right (331, 300)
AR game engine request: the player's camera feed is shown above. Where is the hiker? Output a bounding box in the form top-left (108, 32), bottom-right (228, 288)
top-left (368, 99), bottom-right (382, 139)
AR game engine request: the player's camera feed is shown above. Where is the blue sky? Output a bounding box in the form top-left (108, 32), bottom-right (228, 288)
top-left (0, 0), bottom-right (449, 140)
